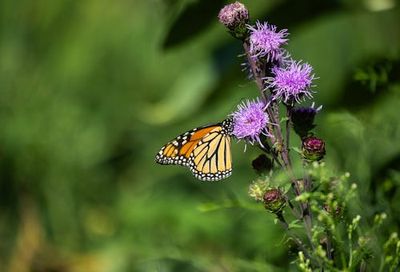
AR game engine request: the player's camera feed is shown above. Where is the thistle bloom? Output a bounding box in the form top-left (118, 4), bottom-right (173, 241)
top-left (248, 21), bottom-right (289, 62)
top-left (266, 60), bottom-right (315, 104)
top-left (231, 99), bottom-right (271, 146)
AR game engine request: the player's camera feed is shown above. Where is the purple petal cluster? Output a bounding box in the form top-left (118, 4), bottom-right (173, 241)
top-left (231, 99), bottom-right (271, 145)
top-left (248, 21), bottom-right (289, 62)
top-left (266, 60), bottom-right (315, 104)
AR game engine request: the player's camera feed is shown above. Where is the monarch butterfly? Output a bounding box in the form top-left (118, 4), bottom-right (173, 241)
top-left (155, 118), bottom-right (234, 181)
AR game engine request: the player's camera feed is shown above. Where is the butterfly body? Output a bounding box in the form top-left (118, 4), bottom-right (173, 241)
top-left (155, 118), bottom-right (233, 181)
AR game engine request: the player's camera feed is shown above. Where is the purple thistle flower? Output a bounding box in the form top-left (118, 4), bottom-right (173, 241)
top-left (266, 60), bottom-right (316, 104)
top-left (248, 21), bottom-right (289, 62)
top-left (231, 99), bottom-right (272, 146)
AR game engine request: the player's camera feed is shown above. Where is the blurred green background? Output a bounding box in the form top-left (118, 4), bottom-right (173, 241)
top-left (0, 0), bottom-right (400, 271)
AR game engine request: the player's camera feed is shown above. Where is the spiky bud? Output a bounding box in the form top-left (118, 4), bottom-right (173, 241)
top-left (294, 179), bottom-right (306, 192)
top-left (263, 188), bottom-right (286, 213)
top-left (323, 203), bottom-right (343, 218)
top-left (248, 179), bottom-right (268, 202)
top-left (302, 136), bottom-right (326, 161)
top-left (291, 104), bottom-right (321, 138)
top-left (218, 2), bottom-right (249, 40)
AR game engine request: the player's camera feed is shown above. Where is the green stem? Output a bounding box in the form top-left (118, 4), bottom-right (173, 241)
top-left (348, 229), bottom-right (353, 269)
top-left (257, 141), bottom-right (283, 168)
top-left (285, 105), bottom-right (292, 161)
top-left (276, 212), bottom-right (311, 260)
top-left (242, 41), bottom-right (266, 101)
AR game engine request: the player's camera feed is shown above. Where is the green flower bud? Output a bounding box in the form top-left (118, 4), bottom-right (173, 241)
top-left (248, 179), bottom-right (268, 202)
top-left (294, 179), bottom-right (306, 192)
top-left (323, 203), bottom-right (343, 218)
top-left (302, 136), bottom-right (326, 161)
top-left (263, 188), bottom-right (286, 213)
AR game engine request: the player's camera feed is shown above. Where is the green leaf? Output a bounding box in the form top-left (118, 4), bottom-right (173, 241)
top-left (288, 220), bottom-right (303, 230)
top-left (280, 116), bottom-right (290, 123)
top-left (292, 146), bottom-right (302, 154)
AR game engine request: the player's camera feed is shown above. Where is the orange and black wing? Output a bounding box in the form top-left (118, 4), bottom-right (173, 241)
top-left (188, 126), bottom-right (232, 181)
top-left (155, 119), bottom-right (233, 181)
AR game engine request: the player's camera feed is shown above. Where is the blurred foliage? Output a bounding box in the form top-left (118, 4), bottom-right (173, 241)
top-left (0, 0), bottom-right (399, 271)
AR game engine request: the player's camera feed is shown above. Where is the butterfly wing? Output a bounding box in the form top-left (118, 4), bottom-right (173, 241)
top-left (155, 125), bottom-right (218, 167)
top-left (189, 127), bottom-right (232, 181)
top-left (155, 122), bottom-right (232, 181)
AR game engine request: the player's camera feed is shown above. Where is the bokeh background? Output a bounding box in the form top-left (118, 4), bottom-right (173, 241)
top-left (1, 0), bottom-right (400, 271)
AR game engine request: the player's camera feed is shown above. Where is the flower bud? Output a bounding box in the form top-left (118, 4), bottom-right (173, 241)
top-left (323, 203), bottom-right (343, 218)
top-left (263, 188), bottom-right (286, 213)
top-left (302, 136), bottom-right (326, 161)
top-left (218, 2), bottom-right (249, 40)
top-left (293, 179), bottom-right (306, 192)
top-left (248, 179), bottom-right (268, 202)
top-left (252, 154), bottom-right (273, 174)
top-left (290, 104), bottom-right (321, 138)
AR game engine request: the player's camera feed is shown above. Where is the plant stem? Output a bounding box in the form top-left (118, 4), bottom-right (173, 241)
top-left (257, 141), bottom-right (283, 168)
top-left (276, 212), bottom-right (311, 259)
top-left (285, 105), bottom-right (292, 162)
top-left (242, 41), bottom-right (266, 100)
top-left (243, 39), bottom-right (314, 249)
top-left (288, 200), bottom-right (302, 220)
